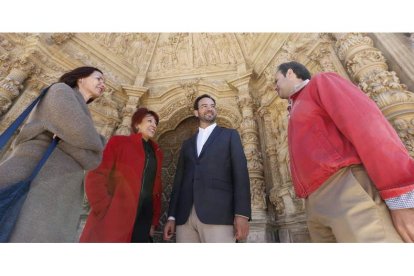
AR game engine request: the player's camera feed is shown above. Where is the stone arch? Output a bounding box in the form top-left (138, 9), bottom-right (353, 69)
top-left (153, 82), bottom-right (242, 140)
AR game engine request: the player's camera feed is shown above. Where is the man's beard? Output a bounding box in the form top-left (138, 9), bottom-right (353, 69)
top-left (199, 112), bottom-right (216, 123)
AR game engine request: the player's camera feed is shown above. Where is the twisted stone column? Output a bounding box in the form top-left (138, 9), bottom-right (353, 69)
top-left (257, 107), bottom-right (283, 213)
top-left (115, 85), bottom-right (147, 135)
top-left (229, 73), bottom-right (266, 216)
top-left (334, 33), bottom-right (414, 157)
top-left (0, 56), bottom-right (35, 116)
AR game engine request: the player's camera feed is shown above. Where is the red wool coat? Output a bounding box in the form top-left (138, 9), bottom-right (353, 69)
top-left (80, 133), bottom-right (163, 242)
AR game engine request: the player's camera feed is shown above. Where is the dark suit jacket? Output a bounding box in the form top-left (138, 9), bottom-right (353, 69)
top-left (168, 126), bottom-right (251, 225)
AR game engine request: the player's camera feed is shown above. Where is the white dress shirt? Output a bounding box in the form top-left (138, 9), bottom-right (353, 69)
top-left (196, 123), bottom-right (217, 156)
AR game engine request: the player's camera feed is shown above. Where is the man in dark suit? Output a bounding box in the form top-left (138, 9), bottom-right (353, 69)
top-left (163, 94), bottom-right (251, 242)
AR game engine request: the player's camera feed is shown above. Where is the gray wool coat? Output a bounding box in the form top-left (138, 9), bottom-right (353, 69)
top-left (0, 83), bottom-right (105, 242)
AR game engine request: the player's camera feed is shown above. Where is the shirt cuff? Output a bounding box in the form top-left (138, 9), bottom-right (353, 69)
top-left (235, 214), bottom-right (249, 219)
top-left (385, 190), bottom-right (414, 210)
top-left (167, 216), bottom-right (176, 221)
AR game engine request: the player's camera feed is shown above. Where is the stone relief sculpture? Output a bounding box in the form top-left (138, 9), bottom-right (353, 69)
top-left (151, 33), bottom-right (190, 72)
top-left (275, 114), bottom-right (290, 186)
top-left (89, 88), bottom-right (120, 139)
top-left (91, 33), bottom-right (155, 73)
top-left (393, 118), bottom-right (414, 157)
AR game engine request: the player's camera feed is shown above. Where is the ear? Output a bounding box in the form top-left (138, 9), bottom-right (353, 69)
top-left (287, 69), bottom-right (297, 80)
top-left (194, 110), bottom-right (199, 118)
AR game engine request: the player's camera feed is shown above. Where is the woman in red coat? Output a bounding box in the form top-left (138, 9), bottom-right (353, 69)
top-left (80, 108), bottom-right (163, 242)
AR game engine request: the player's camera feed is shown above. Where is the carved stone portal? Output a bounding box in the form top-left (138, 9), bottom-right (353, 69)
top-left (0, 33), bottom-right (413, 243)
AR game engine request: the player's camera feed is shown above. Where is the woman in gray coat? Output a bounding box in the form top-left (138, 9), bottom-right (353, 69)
top-left (0, 66), bottom-right (106, 242)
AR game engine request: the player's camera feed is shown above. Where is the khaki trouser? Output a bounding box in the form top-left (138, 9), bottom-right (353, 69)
top-left (305, 165), bottom-right (403, 242)
top-left (176, 206), bottom-right (235, 243)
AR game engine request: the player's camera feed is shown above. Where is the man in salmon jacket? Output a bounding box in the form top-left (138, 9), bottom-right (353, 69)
top-left (274, 61), bottom-right (414, 242)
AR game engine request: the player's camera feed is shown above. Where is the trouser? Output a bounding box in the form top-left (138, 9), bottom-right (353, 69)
top-left (131, 198), bottom-right (153, 243)
top-left (176, 205), bottom-right (235, 243)
top-left (305, 165), bottom-right (403, 242)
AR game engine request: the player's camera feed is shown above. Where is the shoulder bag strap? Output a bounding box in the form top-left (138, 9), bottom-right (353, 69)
top-left (25, 135), bottom-right (61, 182)
top-left (0, 84), bottom-right (53, 150)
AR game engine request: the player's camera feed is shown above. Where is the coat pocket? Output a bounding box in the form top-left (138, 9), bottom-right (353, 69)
top-left (210, 178), bottom-right (232, 192)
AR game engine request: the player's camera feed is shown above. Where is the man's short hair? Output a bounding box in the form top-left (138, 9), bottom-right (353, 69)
top-left (277, 61), bottom-right (311, 80)
top-left (193, 94), bottom-right (216, 110)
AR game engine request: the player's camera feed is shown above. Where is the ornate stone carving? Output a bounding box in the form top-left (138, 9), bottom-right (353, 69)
top-left (250, 178), bottom-right (267, 210)
top-left (270, 185), bottom-right (304, 216)
top-left (229, 74), bottom-right (266, 212)
top-left (194, 33), bottom-right (237, 67)
top-left (150, 33), bottom-right (191, 72)
top-left (50, 33), bottom-right (74, 45)
top-left (179, 79), bottom-right (200, 111)
top-left (0, 56), bottom-right (36, 115)
top-left (309, 44), bottom-right (338, 73)
top-left (158, 96), bottom-right (192, 122)
top-left (0, 53), bottom-right (12, 78)
top-left (148, 33), bottom-right (241, 76)
top-left (393, 118), bottom-right (414, 157)
top-left (68, 50), bottom-right (127, 84)
top-left (335, 33), bottom-right (373, 61)
top-left (237, 33), bottom-right (259, 58)
top-left (0, 36), bottom-right (14, 51)
top-left (346, 50), bottom-right (387, 80)
top-left (91, 33), bottom-right (157, 74)
top-left (115, 86), bottom-right (147, 135)
top-left (0, 79), bottom-right (44, 133)
top-left (89, 87), bottom-right (121, 139)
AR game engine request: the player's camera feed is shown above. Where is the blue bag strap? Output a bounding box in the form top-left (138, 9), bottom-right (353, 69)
top-left (26, 135), bottom-right (60, 182)
top-left (0, 84), bottom-right (53, 150)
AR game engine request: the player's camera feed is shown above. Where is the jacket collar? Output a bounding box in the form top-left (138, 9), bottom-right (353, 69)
top-left (288, 79), bottom-right (310, 114)
top-left (192, 125), bottom-right (221, 158)
top-left (130, 132), bottom-right (159, 151)
top-left (289, 79), bottom-right (310, 101)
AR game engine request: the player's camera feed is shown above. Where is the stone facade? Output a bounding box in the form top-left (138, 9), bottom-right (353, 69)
top-left (1, 33), bottom-right (413, 242)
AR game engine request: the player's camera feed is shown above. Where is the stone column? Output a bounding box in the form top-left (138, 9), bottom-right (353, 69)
top-left (257, 107), bottom-right (281, 212)
top-left (258, 101), bottom-right (308, 242)
top-left (229, 72), bottom-right (269, 242)
top-left (115, 85), bottom-right (148, 135)
top-left (0, 56), bottom-right (35, 116)
top-left (0, 79), bottom-right (44, 132)
top-left (334, 33), bottom-right (414, 157)
top-left (0, 79), bottom-right (45, 159)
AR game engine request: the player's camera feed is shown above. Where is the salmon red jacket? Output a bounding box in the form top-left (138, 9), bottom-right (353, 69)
top-left (288, 72), bottom-right (414, 200)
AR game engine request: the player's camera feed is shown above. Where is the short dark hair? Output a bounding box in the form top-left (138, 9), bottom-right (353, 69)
top-left (277, 61), bottom-right (311, 80)
top-left (58, 66), bottom-right (103, 88)
top-left (131, 107), bottom-right (160, 133)
top-left (193, 94), bottom-right (216, 110)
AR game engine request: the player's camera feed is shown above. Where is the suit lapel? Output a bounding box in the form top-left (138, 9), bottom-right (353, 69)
top-left (190, 131), bottom-right (198, 159)
top-left (199, 126), bottom-right (221, 158)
